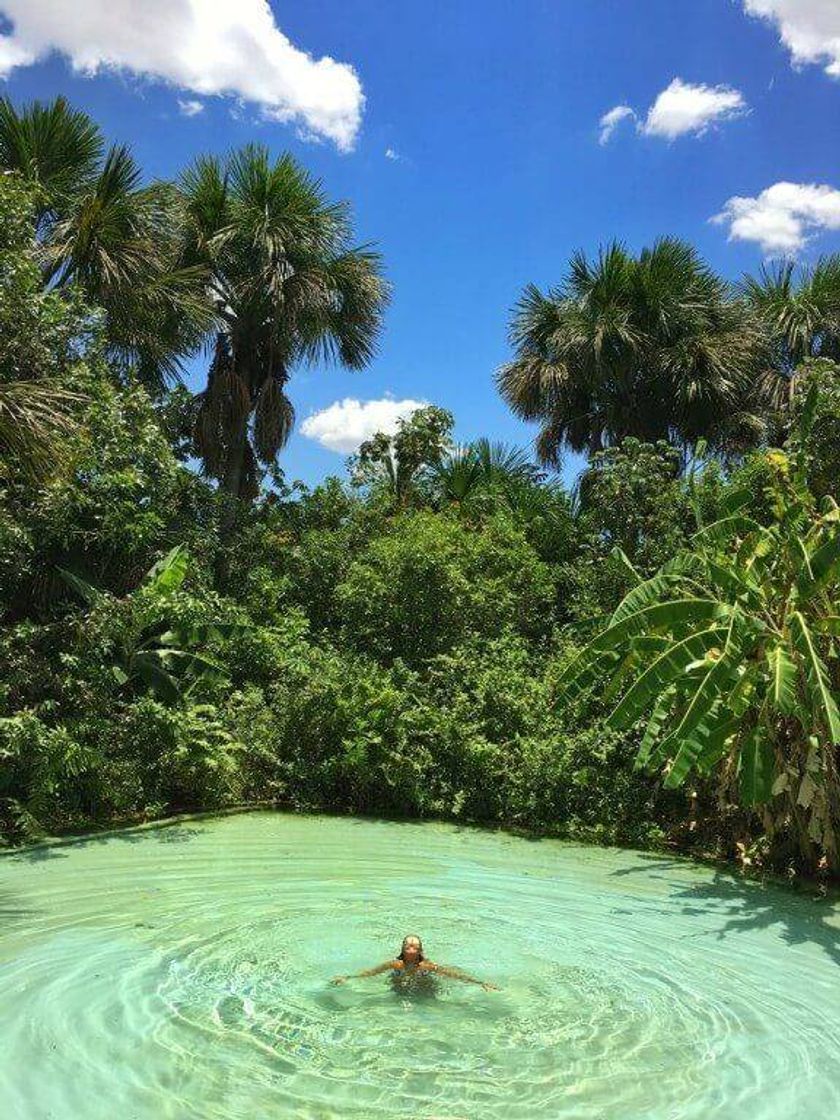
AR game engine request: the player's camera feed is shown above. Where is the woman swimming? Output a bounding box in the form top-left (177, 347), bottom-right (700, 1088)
top-left (332, 935), bottom-right (499, 991)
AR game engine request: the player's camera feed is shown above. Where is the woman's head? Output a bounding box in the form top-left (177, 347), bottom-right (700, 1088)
top-left (398, 935), bottom-right (424, 963)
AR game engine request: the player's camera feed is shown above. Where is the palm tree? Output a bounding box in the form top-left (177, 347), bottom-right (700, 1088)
top-left (0, 96), bottom-right (101, 221)
top-left (433, 444), bottom-right (484, 505)
top-left (0, 96), bottom-right (207, 389)
top-left (498, 239), bottom-right (765, 467)
top-left (434, 438), bottom-right (538, 505)
top-left (741, 257), bottom-right (840, 410)
top-left (181, 145), bottom-right (388, 506)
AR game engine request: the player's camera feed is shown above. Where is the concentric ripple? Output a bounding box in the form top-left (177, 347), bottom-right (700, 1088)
top-left (2, 813), bottom-right (840, 1119)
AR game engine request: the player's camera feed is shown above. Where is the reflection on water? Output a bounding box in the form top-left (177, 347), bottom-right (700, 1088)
top-left (1, 811), bottom-right (840, 1118)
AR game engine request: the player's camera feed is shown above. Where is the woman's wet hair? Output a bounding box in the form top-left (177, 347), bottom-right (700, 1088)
top-left (397, 935), bottom-right (425, 962)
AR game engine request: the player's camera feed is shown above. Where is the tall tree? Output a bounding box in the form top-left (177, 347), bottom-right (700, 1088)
top-left (0, 95), bottom-right (207, 389)
top-left (181, 145), bottom-right (388, 507)
top-left (498, 239), bottom-right (765, 466)
top-left (741, 257), bottom-right (840, 411)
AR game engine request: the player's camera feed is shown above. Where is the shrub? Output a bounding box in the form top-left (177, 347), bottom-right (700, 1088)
top-left (336, 511), bottom-right (556, 664)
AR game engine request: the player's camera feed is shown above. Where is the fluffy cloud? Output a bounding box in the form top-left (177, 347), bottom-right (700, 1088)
top-left (744, 1), bottom-right (840, 78)
top-left (0, 0), bottom-right (364, 150)
top-left (713, 182), bottom-right (840, 255)
top-left (600, 79), bottom-right (747, 143)
top-left (0, 32), bottom-right (34, 74)
top-left (640, 79), bottom-right (747, 139)
top-left (300, 397), bottom-right (426, 454)
top-left (598, 104), bottom-right (635, 145)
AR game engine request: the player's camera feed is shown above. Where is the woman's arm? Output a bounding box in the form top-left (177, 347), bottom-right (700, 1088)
top-left (332, 961), bottom-right (396, 984)
top-left (425, 962), bottom-right (499, 990)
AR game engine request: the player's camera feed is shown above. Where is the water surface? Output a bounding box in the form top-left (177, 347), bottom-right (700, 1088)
top-left (2, 811), bottom-right (840, 1118)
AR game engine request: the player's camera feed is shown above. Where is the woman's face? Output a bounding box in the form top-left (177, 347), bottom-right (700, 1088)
top-left (402, 937), bottom-right (422, 963)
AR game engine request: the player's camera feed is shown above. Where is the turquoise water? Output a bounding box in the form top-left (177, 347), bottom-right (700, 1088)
top-left (2, 812), bottom-right (840, 1119)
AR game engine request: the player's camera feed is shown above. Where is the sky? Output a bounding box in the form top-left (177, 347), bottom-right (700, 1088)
top-left (2, 0), bottom-right (840, 487)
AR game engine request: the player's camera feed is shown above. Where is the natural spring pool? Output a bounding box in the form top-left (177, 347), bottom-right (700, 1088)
top-left (1, 811), bottom-right (840, 1119)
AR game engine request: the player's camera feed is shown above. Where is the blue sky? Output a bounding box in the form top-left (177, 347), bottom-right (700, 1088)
top-left (3, 1), bottom-right (840, 486)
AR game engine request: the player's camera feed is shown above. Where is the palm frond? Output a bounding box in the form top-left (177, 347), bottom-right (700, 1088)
top-left (0, 379), bottom-right (84, 481)
top-left (0, 96), bottom-right (103, 217)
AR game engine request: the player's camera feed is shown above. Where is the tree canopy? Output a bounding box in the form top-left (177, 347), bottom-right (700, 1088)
top-left (498, 239), bottom-right (770, 465)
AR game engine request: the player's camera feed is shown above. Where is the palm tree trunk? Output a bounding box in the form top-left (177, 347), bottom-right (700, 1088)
top-left (222, 423), bottom-right (248, 506)
top-left (215, 415), bottom-right (249, 586)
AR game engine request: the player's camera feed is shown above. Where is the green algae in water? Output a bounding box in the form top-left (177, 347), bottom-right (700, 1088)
top-left (2, 812), bottom-right (840, 1118)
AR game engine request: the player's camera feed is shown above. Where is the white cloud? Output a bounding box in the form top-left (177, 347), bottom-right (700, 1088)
top-left (177, 98), bottom-right (204, 117)
top-left (641, 78), bottom-right (747, 140)
top-left (598, 104), bottom-right (635, 145)
top-left (0, 0), bottom-right (364, 150)
top-left (0, 31), bottom-right (33, 75)
top-left (300, 397), bottom-right (427, 454)
top-left (385, 147), bottom-right (400, 161)
top-left (744, 1), bottom-right (840, 79)
top-left (599, 79), bottom-right (747, 144)
top-left (713, 181), bottom-right (840, 255)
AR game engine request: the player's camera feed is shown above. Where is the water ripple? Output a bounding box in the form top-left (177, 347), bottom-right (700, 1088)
top-left (1, 812), bottom-right (840, 1118)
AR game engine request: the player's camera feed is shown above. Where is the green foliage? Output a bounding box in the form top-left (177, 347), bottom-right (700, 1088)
top-left (790, 359), bottom-right (840, 500)
top-left (214, 629), bottom-right (677, 844)
top-left (577, 441), bottom-right (683, 560)
top-left (556, 428), bottom-right (840, 872)
top-left (562, 440), bottom-right (724, 622)
top-left (336, 510), bottom-right (557, 664)
top-left (351, 405), bottom-right (454, 506)
top-left (0, 174), bottom-right (89, 484)
top-left (2, 371), bottom-right (216, 617)
top-left (124, 700), bottom-right (245, 810)
top-left (0, 712), bottom-right (101, 839)
top-left (59, 546), bottom-right (226, 702)
top-left (0, 96), bottom-right (208, 388)
top-left (741, 259), bottom-right (840, 381)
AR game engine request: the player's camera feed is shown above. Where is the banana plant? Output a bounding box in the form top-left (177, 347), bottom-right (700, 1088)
top-left (59, 545), bottom-right (226, 703)
top-left (554, 420), bottom-right (840, 868)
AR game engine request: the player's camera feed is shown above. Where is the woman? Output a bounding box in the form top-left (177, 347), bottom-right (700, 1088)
top-left (332, 935), bottom-right (499, 991)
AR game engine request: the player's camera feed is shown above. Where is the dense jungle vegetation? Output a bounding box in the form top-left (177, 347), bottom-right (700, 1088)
top-left (3, 97), bottom-right (840, 877)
